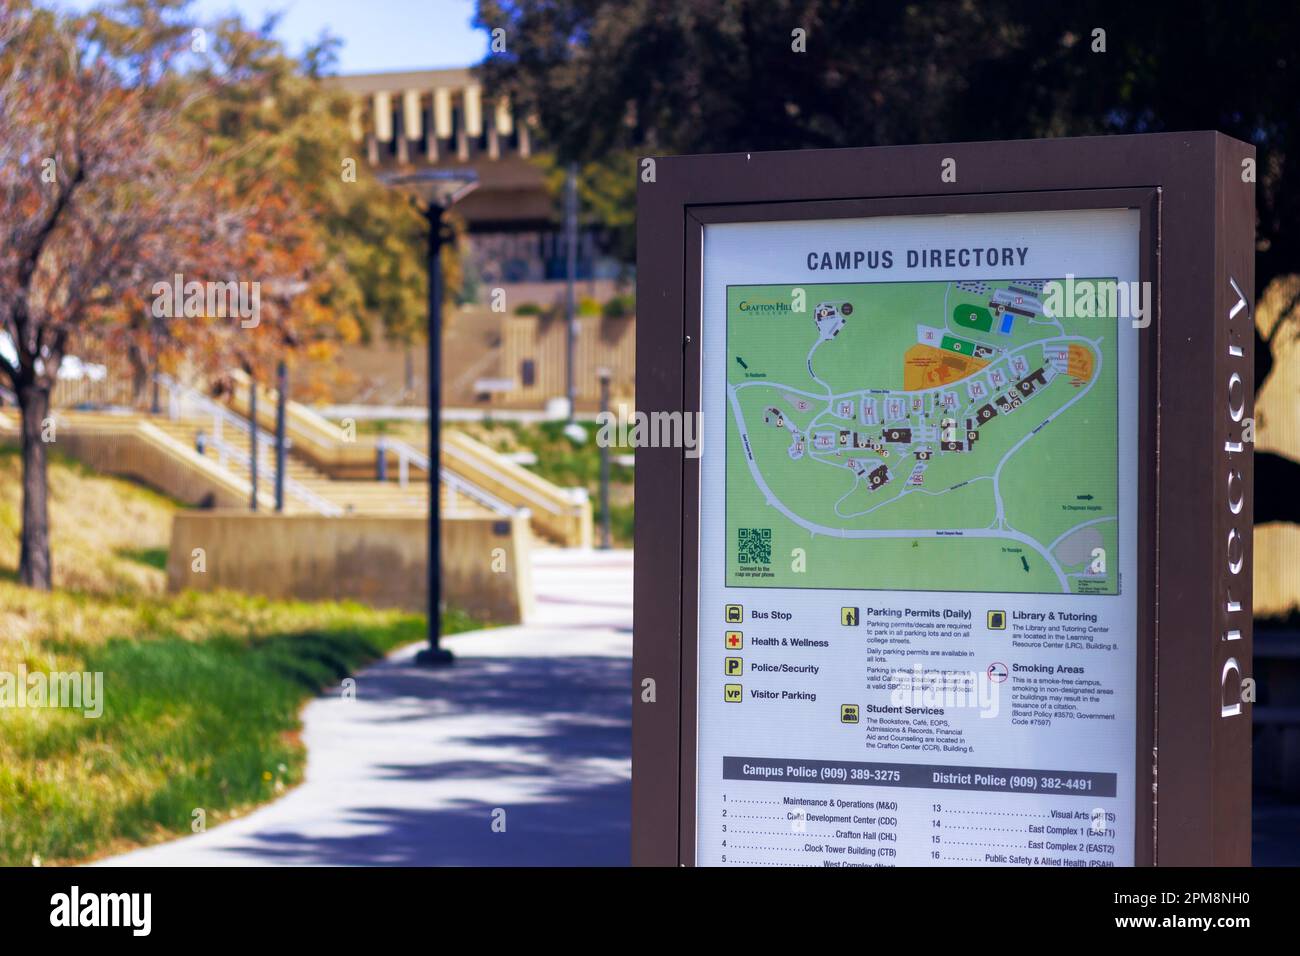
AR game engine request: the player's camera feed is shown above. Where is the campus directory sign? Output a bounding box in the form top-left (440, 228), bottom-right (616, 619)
top-left (696, 211), bottom-right (1140, 866)
top-left (633, 134), bottom-right (1255, 867)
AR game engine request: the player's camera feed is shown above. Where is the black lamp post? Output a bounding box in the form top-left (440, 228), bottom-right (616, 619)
top-left (597, 367), bottom-right (612, 550)
top-left (379, 168), bottom-right (478, 667)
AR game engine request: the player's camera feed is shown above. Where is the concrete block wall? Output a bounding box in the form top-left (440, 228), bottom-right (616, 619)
top-left (167, 511), bottom-right (533, 624)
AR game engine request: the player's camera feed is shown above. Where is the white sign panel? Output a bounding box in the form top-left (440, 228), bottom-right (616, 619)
top-left (695, 208), bottom-right (1141, 866)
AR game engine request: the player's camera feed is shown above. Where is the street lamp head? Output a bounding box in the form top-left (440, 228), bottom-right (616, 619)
top-left (377, 167), bottom-right (479, 209)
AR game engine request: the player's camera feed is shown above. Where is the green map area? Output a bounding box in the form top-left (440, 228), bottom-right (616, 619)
top-left (725, 279), bottom-right (1119, 595)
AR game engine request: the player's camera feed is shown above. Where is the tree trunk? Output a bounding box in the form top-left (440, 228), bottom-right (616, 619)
top-left (128, 342), bottom-right (149, 409)
top-left (17, 384), bottom-right (52, 590)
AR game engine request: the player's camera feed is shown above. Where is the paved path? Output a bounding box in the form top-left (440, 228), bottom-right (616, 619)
top-left (100, 549), bottom-right (632, 866)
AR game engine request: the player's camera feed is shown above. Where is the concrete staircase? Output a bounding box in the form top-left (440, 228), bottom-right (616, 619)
top-left (1, 371), bottom-right (592, 547)
top-left (221, 370), bottom-right (592, 546)
top-left (146, 418), bottom-right (498, 518)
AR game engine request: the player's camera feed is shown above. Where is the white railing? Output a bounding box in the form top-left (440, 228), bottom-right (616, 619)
top-left (443, 439), bottom-right (584, 517)
top-left (379, 435), bottom-right (584, 517)
top-left (377, 437), bottom-right (522, 518)
top-left (157, 373), bottom-right (280, 467)
top-left (155, 374), bottom-right (343, 516)
top-left (159, 374), bottom-right (525, 521)
top-left (202, 428), bottom-right (343, 516)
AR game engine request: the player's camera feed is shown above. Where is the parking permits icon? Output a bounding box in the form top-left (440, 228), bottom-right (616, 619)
top-left (841, 704), bottom-right (860, 724)
top-left (987, 610), bottom-right (1006, 630)
top-left (724, 683), bottom-right (743, 702)
top-left (725, 604), bottom-right (744, 624)
top-left (841, 606), bottom-right (859, 626)
top-left (725, 657), bottom-right (743, 676)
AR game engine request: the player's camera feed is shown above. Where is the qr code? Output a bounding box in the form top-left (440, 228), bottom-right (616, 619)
top-left (738, 528), bottom-right (772, 565)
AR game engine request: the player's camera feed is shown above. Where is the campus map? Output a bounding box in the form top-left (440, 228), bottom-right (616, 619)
top-left (725, 279), bottom-right (1119, 595)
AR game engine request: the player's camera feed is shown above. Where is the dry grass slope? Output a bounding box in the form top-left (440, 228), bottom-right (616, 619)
top-left (0, 445), bottom-right (472, 865)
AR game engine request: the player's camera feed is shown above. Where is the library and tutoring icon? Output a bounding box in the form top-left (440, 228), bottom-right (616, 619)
top-left (987, 610), bottom-right (1007, 630)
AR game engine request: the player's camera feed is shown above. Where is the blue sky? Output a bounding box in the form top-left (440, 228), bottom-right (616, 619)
top-left (59, 0), bottom-right (487, 73)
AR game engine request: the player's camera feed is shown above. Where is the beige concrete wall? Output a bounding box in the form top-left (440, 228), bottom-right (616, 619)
top-left (167, 511), bottom-right (533, 624)
top-left (34, 415), bottom-right (272, 510)
top-left (501, 313), bottom-right (635, 410)
top-left (443, 430), bottom-right (592, 547)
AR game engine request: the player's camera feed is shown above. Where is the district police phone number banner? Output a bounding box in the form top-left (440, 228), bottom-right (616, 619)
top-left (723, 756), bottom-right (1117, 796)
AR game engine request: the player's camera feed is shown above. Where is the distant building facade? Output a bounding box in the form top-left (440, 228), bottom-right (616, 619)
top-left (331, 67), bottom-right (627, 287)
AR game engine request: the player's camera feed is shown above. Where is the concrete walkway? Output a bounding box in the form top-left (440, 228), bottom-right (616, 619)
top-left (100, 549), bottom-right (632, 866)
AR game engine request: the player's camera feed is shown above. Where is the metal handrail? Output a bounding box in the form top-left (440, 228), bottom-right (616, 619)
top-left (440, 467), bottom-right (525, 517)
top-left (377, 437), bottom-right (522, 517)
top-left (154, 374), bottom-right (345, 517)
top-left (380, 434), bottom-right (580, 516)
top-left (203, 430), bottom-right (344, 516)
top-left (159, 374), bottom-right (525, 520)
top-left (156, 373), bottom-right (280, 447)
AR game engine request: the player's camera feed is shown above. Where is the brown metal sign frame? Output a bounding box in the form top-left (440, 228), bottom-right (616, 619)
top-left (634, 132), bottom-right (1255, 867)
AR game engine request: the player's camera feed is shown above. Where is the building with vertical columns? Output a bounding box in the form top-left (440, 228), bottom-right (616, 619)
top-left (330, 67), bottom-right (628, 290)
top-left (321, 67), bottom-right (636, 413)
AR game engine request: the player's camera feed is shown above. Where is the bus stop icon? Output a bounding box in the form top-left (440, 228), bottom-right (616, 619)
top-left (725, 604), bottom-right (744, 623)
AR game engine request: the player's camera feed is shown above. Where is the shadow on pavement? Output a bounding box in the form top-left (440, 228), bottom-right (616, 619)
top-left (226, 653), bottom-right (631, 866)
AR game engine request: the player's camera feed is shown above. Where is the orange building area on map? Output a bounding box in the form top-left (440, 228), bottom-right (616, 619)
top-left (1066, 342), bottom-right (1094, 383)
top-left (902, 343), bottom-right (988, 390)
top-left (902, 340), bottom-right (1095, 391)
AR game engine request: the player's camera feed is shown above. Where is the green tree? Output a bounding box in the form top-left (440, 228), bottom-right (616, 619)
top-left (476, 0), bottom-right (1297, 292)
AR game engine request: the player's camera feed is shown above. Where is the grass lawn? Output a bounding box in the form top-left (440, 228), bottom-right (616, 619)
top-left (0, 447), bottom-right (481, 866)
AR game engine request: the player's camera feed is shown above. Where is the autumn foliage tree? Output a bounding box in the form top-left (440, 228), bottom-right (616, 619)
top-left (0, 0), bottom-right (346, 589)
